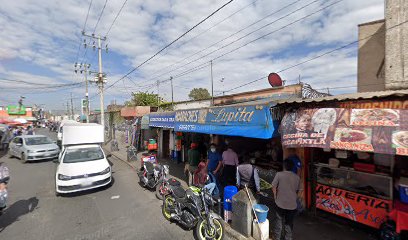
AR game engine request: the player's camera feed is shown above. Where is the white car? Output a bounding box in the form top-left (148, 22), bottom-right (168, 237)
top-left (9, 135), bottom-right (60, 163)
top-left (55, 144), bottom-right (112, 195)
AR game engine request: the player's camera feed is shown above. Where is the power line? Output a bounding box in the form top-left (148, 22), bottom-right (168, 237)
top-left (223, 18), bottom-right (408, 93)
top-left (102, 0), bottom-right (236, 95)
top-left (146, 0), bottom-right (306, 82)
top-left (105, 0), bottom-right (128, 37)
top-left (147, 0), bottom-right (338, 87)
top-left (93, 0), bottom-right (109, 34)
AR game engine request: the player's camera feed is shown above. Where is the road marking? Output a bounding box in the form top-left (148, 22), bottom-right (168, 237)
top-left (111, 195), bottom-right (120, 199)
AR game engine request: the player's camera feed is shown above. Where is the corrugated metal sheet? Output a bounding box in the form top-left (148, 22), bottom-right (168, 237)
top-left (275, 89), bottom-right (408, 105)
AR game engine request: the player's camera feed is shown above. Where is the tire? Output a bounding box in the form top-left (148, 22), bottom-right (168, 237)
top-left (194, 218), bottom-right (224, 240)
top-left (155, 182), bottom-right (164, 200)
top-left (162, 195), bottom-right (174, 221)
top-left (21, 153), bottom-right (28, 163)
top-left (55, 191), bottom-right (61, 197)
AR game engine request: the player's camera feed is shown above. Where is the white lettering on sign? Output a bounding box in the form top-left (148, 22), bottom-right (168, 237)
top-left (209, 107), bottom-right (256, 125)
top-left (175, 110), bottom-right (199, 122)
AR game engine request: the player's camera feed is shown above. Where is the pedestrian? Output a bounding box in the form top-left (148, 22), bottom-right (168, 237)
top-left (271, 158), bottom-right (302, 240)
top-left (1, 128), bottom-right (12, 153)
top-left (26, 126), bottom-right (34, 135)
top-left (206, 143), bottom-right (222, 174)
top-left (193, 161), bottom-right (218, 196)
top-left (236, 157), bottom-right (260, 194)
top-left (221, 145), bottom-right (239, 186)
top-left (185, 143), bottom-right (200, 186)
top-left (0, 162), bottom-right (10, 215)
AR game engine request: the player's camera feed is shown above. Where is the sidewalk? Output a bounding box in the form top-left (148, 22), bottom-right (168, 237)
top-left (104, 136), bottom-right (377, 240)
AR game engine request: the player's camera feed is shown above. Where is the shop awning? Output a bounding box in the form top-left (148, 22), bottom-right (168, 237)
top-left (141, 115), bottom-right (150, 129)
top-left (174, 103), bottom-right (278, 139)
top-left (149, 112), bottom-right (175, 129)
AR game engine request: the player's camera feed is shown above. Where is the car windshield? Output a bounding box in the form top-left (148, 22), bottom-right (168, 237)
top-left (25, 137), bottom-right (53, 145)
top-left (63, 147), bottom-right (104, 163)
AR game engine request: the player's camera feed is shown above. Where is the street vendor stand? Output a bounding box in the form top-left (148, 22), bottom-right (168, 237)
top-left (277, 91), bottom-right (408, 234)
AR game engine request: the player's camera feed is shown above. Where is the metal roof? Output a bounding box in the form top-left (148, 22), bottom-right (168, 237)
top-left (275, 89), bottom-right (408, 105)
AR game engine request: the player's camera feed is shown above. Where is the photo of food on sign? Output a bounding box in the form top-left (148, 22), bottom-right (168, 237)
top-left (350, 109), bottom-right (400, 126)
top-left (392, 131), bottom-right (408, 148)
top-left (333, 128), bottom-right (372, 144)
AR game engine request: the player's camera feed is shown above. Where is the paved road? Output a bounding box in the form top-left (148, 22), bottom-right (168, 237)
top-left (0, 129), bottom-right (192, 240)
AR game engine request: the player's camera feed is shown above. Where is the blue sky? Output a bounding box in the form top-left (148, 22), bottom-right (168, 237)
top-left (0, 0), bottom-right (384, 111)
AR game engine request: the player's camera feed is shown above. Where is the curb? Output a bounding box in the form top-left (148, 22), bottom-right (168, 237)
top-left (103, 146), bottom-right (251, 240)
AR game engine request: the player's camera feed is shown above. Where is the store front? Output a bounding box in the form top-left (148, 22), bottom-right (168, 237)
top-left (149, 112), bottom-right (176, 159)
top-left (279, 96), bottom-right (408, 231)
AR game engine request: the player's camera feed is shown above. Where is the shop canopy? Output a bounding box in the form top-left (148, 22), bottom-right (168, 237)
top-left (149, 112), bottom-right (175, 129)
top-left (174, 102), bottom-right (278, 139)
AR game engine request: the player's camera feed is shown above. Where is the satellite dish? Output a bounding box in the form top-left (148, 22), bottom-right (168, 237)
top-left (268, 73), bottom-right (283, 87)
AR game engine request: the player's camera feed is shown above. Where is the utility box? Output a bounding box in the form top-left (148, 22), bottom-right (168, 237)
top-left (62, 123), bottom-right (104, 146)
top-left (231, 189), bottom-right (257, 237)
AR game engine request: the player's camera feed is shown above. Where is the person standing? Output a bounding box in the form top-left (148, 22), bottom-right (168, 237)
top-left (221, 145), bottom-right (239, 186)
top-left (1, 128), bottom-right (12, 153)
top-left (271, 158), bottom-right (301, 240)
top-left (185, 143), bottom-right (200, 186)
top-left (236, 157), bottom-right (260, 194)
top-left (206, 143), bottom-right (222, 174)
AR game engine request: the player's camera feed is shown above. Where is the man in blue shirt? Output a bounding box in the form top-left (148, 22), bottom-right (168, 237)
top-left (206, 143), bottom-right (222, 173)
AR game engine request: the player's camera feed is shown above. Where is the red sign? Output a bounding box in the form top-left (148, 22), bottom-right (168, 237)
top-left (316, 184), bottom-right (391, 229)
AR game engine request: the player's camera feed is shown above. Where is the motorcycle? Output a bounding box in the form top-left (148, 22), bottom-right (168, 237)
top-left (162, 185), bottom-right (224, 240)
top-left (156, 177), bottom-right (181, 200)
top-left (138, 161), bottom-right (169, 190)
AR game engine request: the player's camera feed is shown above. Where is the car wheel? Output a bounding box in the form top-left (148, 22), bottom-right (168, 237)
top-left (55, 191), bottom-right (61, 197)
top-left (21, 153), bottom-right (28, 163)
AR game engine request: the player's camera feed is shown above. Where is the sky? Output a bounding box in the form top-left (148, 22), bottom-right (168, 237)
top-left (0, 0), bottom-right (385, 111)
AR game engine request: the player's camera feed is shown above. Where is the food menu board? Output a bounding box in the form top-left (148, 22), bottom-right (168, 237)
top-left (280, 108), bottom-right (408, 156)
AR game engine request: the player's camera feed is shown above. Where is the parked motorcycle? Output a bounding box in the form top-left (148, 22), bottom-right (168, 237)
top-left (162, 185), bottom-right (224, 240)
top-left (155, 177), bottom-right (181, 200)
top-left (138, 161), bottom-right (169, 190)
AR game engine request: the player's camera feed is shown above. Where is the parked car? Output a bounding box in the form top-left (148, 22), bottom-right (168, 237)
top-left (9, 135), bottom-right (60, 163)
top-left (55, 144), bottom-right (112, 196)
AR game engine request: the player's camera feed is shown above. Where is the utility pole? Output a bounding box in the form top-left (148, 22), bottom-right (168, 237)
top-left (74, 62), bottom-right (91, 123)
top-left (170, 76), bottom-right (174, 108)
top-left (156, 80), bottom-right (160, 107)
top-left (82, 31), bottom-right (108, 128)
top-left (70, 92), bottom-right (74, 120)
top-left (66, 101), bottom-right (70, 120)
top-left (210, 60), bottom-right (214, 106)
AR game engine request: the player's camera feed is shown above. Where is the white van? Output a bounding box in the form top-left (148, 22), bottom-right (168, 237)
top-left (55, 123), bottom-right (112, 196)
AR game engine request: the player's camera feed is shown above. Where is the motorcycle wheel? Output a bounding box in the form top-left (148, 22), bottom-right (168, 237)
top-left (155, 183), bottom-right (164, 200)
top-left (162, 195), bottom-right (175, 221)
top-left (194, 218), bottom-right (224, 240)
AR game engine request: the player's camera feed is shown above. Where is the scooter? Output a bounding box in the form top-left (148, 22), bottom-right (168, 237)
top-left (138, 161), bottom-right (169, 190)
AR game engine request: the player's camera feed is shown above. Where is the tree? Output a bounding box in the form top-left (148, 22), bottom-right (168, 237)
top-left (125, 92), bottom-right (163, 107)
top-left (188, 88), bottom-right (211, 100)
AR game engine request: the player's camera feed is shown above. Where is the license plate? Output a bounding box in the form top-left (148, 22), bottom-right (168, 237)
top-left (81, 179), bottom-right (93, 187)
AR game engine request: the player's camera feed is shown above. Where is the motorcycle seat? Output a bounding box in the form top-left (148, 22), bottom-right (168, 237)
top-left (154, 165), bottom-right (162, 172)
top-left (168, 178), bottom-right (181, 187)
top-left (144, 162), bottom-right (154, 172)
top-left (172, 186), bottom-right (186, 199)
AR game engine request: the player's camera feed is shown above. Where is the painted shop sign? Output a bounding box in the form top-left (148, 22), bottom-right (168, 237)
top-left (338, 100), bottom-right (408, 110)
top-left (175, 104), bottom-right (277, 139)
top-left (316, 184), bottom-right (391, 229)
top-left (280, 108), bottom-right (408, 156)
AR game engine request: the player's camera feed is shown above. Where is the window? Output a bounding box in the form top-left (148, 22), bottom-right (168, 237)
top-left (13, 138), bottom-right (22, 144)
top-left (63, 147), bottom-right (104, 163)
top-left (25, 137), bottom-right (53, 146)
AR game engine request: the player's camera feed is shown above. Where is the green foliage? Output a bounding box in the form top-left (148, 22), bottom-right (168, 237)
top-left (188, 88), bottom-right (211, 100)
top-left (126, 92), bottom-right (163, 107)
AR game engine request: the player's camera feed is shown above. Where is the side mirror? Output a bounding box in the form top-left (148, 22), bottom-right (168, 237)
top-left (106, 154), bottom-right (112, 158)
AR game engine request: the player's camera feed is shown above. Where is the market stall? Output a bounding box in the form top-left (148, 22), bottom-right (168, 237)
top-left (280, 106), bottom-right (408, 230)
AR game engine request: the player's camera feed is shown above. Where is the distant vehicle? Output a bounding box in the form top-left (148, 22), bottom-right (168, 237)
top-left (56, 120), bottom-right (77, 146)
top-left (55, 123), bottom-right (111, 196)
top-left (8, 135), bottom-right (60, 163)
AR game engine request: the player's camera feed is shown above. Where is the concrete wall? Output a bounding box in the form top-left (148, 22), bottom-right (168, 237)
top-left (385, 0), bottom-right (408, 90)
top-left (357, 20), bottom-right (386, 92)
top-left (172, 100), bottom-right (211, 110)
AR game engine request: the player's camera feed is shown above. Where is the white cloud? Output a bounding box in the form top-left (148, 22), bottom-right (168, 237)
top-left (0, 0), bottom-right (385, 109)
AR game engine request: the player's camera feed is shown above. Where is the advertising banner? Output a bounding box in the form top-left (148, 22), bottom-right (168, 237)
top-left (149, 112), bottom-right (175, 129)
top-left (7, 105), bottom-right (26, 115)
top-left (174, 103), bottom-right (277, 139)
top-left (280, 108), bottom-right (408, 155)
top-left (316, 184), bottom-right (391, 229)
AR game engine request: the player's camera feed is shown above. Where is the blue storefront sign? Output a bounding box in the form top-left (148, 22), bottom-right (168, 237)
top-left (149, 112), bottom-right (175, 128)
top-left (174, 103), bottom-right (277, 139)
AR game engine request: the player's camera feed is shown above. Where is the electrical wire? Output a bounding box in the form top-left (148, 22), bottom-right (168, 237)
top-left (93, 0), bottom-right (109, 34)
top-left (102, 0), bottom-right (236, 94)
top-left (148, 0), bottom-right (330, 84)
top-left (105, 0), bottom-right (128, 37)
